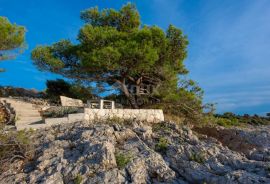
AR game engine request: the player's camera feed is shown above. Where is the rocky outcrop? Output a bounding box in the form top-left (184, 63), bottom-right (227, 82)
top-left (194, 126), bottom-right (270, 162)
top-left (0, 86), bottom-right (45, 98)
top-left (1, 121), bottom-right (270, 184)
top-left (0, 100), bottom-right (15, 125)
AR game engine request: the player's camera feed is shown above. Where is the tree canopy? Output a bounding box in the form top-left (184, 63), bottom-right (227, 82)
top-left (0, 17), bottom-right (26, 61)
top-left (32, 3), bottom-right (202, 112)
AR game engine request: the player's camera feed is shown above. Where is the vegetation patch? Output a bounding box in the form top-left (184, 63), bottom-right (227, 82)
top-left (45, 79), bottom-right (93, 104)
top-left (98, 116), bottom-right (135, 127)
top-left (42, 106), bottom-right (83, 118)
top-left (215, 117), bottom-right (240, 127)
top-left (0, 128), bottom-right (35, 172)
top-left (74, 174), bottom-right (83, 184)
top-left (115, 152), bottom-right (132, 169)
top-left (214, 112), bottom-right (270, 126)
top-left (189, 151), bottom-right (206, 164)
top-left (155, 137), bottom-right (169, 154)
top-left (152, 122), bottom-right (171, 133)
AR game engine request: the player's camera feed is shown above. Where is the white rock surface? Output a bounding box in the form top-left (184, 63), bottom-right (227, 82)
top-left (1, 121), bottom-right (270, 184)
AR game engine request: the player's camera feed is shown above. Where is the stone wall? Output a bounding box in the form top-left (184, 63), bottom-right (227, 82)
top-left (84, 108), bottom-right (164, 123)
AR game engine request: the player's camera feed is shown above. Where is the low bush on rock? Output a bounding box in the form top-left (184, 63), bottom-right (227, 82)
top-left (188, 151), bottom-right (206, 164)
top-left (152, 122), bottom-right (171, 133)
top-left (0, 128), bottom-right (35, 172)
top-left (74, 174), bottom-right (83, 184)
top-left (155, 137), bottom-right (169, 154)
top-left (99, 116), bottom-right (135, 128)
top-left (115, 152), bottom-right (132, 169)
top-left (42, 106), bottom-right (83, 118)
top-left (215, 117), bottom-right (240, 127)
top-left (214, 112), bottom-right (270, 126)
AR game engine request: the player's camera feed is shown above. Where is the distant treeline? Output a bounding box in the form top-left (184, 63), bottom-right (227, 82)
top-left (214, 112), bottom-right (270, 126)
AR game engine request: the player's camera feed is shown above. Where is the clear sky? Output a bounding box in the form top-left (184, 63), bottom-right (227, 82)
top-left (0, 0), bottom-right (270, 115)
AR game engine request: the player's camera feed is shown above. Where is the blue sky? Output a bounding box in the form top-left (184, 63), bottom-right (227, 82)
top-left (0, 0), bottom-right (270, 115)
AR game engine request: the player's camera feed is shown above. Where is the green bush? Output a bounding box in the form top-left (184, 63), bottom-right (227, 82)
top-left (74, 174), bottom-right (83, 184)
top-left (189, 151), bottom-right (206, 164)
top-left (216, 117), bottom-right (239, 127)
top-left (0, 128), bottom-right (34, 172)
top-left (115, 152), bottom-right (132, 169)
top-left (155, 137), bottom-right (169, 154)
top-left (152, 122), bottom-right (171, 132)
top-left (214, 112), bottom-right (270, 126)
top-left (105, 116), bottom-right (134, 126)
top-left (42, 106), bottom-right (83, 118)
top-left (45, 79), bottom-right (93, 103)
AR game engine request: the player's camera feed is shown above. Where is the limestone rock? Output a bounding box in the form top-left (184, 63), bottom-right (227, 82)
top-left (1, 121), bottom-right (270, 184)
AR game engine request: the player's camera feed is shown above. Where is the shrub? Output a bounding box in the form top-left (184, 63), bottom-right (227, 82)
top-left (42, 106), bottom-right (83, 118)
top-left (0, 128), bottom-right (35, 172)
top-left (45, 79), bottom-right (71, 103)
top-left (45, 79), bottom-right (93, 103)
top-left (115, 152), bottom-right (132, 169)
top-left (152, 122), bottom-right (171, 133)
top-left (74, 174), bottom-right (83, 184)
top-left (164, 113), bottom-right (184, 124)
top-left (155, 137), bottom-right (169, 154)
top-left (216, 117), bottom-right (239, 127)
top-left (213, 112), bottom-right (270, 127)
top-left (189, 151), bottom-right (206, 163)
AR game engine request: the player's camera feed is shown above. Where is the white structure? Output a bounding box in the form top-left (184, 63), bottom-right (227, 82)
top-left (84, 108), bottom-right (164, 123)
top-left (87, 99), bottom-right (115, 109)
top-left (60, 96), bottom-right (84, 107)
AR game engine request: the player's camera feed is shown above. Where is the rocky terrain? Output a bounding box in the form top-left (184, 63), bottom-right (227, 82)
top-left (1, 120), bottom-right (270, 184)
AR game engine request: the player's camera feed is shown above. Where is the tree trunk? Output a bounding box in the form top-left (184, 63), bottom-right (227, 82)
top-left (121, 82), bottom-right (139, 109)
top-left (127, 95), bottom-right (139, 109)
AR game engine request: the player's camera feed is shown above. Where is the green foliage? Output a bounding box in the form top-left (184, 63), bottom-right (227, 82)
top-left (74, 174), bottom-right (83, 184)
top-left (80, 3), bottom-right (140, 32)
top-left (42, 106), bottom-right (83, 118)
top-left (115, 152), bottom-right (132, 169)
top-left (103, 116), bottom-right (134, 127)
top-left (46, 79), bottom-right (71, 103)
top-left (0, 16), bottom-right (26, 62)
top-left (189, 151), bottom-right (206, 164)
top-left (143, 77), bottom-right (204, 124)
top-left (45, 79), bottom-right (93, 103)
top-left (214, 112), bottom-right (270, 126)
top-left (152, 122), bottom-right (171, 132)
top-left (267, 166), bottom-right (270, 173)
top-left (215, 117), bottom-right (240, 127)
top-left (31, 3), bottom-right (198, 110)
top-left (155, 137), bottom-right (169, 154)
top-left (0, 128), bottom-right (34, 172)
